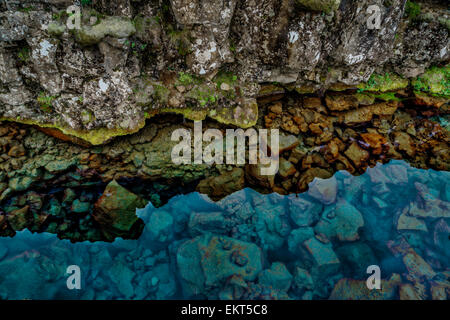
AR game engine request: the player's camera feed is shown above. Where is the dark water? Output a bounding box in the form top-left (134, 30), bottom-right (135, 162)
top-left (0, 160), bottom-right (448, 300)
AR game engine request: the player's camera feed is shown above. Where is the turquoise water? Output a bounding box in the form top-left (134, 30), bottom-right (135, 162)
top-left (0, 160), bottom-right (448, 300)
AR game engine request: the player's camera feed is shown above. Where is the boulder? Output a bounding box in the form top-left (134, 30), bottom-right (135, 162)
top-left (146, 210), bottom-right (174, 245)
top-left (188, 211), bottom-right (227, 236)
top-left (307, 176), bottom-right (337, 205)
top-left (288, 196), bottom-right (322, 227)
top-left (329, 274), bottom-right (402, 300)
top-left (303, 237), bottom-right (340, 274)
top-left (314, 200), bottom-right (364, 242)
top-left (93, 180), bottom-right (146, 240)
top-left (258, 262), bottom-right (293, 292)
top-left (177, 235), bottom-right (263, 298)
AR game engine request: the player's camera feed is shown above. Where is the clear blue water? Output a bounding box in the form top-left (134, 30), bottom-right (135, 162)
top-left (0, 160), bottom-right (448, 300)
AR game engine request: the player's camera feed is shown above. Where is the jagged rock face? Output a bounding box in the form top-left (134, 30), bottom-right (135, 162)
top-left (0, 0), bottom-right (448, 144)
top-left (0, 1), bottom-right (448, 242)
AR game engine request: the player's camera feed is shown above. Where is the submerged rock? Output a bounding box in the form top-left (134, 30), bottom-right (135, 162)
top-left (314, 200), bottom-right (364, 242)
top-left (258, 262), bottom-right (293, 292)
top-left (177, 235), bottom-right (263, 298)
top-left (329, 274), bottom-right (402, 300)
top-left (308, 176), bottom-right (337, 205)
top-left (93, 180), bottom-right (146, 240)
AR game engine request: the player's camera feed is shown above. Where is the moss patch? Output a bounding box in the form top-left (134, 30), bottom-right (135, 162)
top-left (74, 16), bottom-right (135, 46)
top-left (0, 117), bottom-right (146, 146)
top-left (37, 92), bottom-right (57, 113)
top-left (358, 73), bottom-right (409, 92)
top-left (295, 0), bottom-right (341, 13)
top-left (412, 65), bottom-right (450, 97)
top-left (405, 1), bottom-right (421, 20)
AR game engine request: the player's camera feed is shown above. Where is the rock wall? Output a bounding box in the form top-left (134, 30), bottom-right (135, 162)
top-left (0, 0), bottom-right (448, 143)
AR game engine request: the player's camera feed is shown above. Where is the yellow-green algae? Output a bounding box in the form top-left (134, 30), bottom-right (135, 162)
top-left (357, 73), bottom-right (409, 92)
top-left (0, 117), bottom-right (146, 145)
top-left (162, 101), bottom-right (258, 129)
top-left (1, 100), bottom-right (258, 145)
top-left (295, 0), bottom-right (341, 13)
top-left (412, 65), bottom-right (450, 97)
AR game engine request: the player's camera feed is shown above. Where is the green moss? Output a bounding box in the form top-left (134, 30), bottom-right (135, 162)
top-left (17, 47), bottom-right (30, 62)
top-left (74, 16), bottom-right (135, 45)
top-left (47, 22), bottom-right (66, 36)
top-left (211, 99), bottom-right (258, 128)
top-left (295, 0), bottom-right (341, 13)
top-left (357, 73), bottom-right (409, 92)
top-left (37, 92), bottom-right (57, 113)
top-left (19, 7), bottom-right (34, 13)
top-left (0, 117), bottom-right (146, 146)
top-left (370, 92), bottom-right (401, 102)
top-left (214, 71), bottom-right (238, 89)
top-left (81, 110), bottom-right (95, 125)
top-left (405, 1), bottom-right (421, 20)
top-left (412, 65), bottom-right (450, 97)
top-left (153, 83), bottom-right (170, 103)
top-left (214, 71), bottom-right (239, 99)
top-left (161, 108), bottom-right (209, 121)
top-left (438, 17), bottom-right (450, 31)
top-left (177, 72), bottom-right (202, 87)
top-left (167, 27), bottom-right (191, 56)
top-left (186, 85), bottom-right (218, 107)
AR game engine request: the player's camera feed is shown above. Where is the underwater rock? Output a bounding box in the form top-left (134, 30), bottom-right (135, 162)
top-left (188, 211), bottom-right (227, 237)
top-left (397, 213), bottom-right (428, 232)
top-left (335, 243), bottom-right (378, 277)
top-left (288, 197), bottom-right (322, 227)
top-left (303, 237), bottom-right (340, 275)
top-left (177, 234), bottom-right (263, 298)
top-left (0, 246), bottom-right (7, 260)
top-left (108, 261), bottom-right (136, 299)
top-left (293, 267), bottom-right (314, 295)
top-left (399, 283), bottom-right (426, 300)
top-left (288, 227), bottom-right (315, 256)
top-left (8, 176), bottom-right (33, 192)
top-left (254, 199), bottom-right (291, 251)
top-left (307, 176), bottom-right (337, 205)
top-left (329, 274), bottom-right (402, 300)
top-left (71, 199), bottom-right (91, 214)
top-left (93, 180), bottom-right (146, 240)
top-left (197, 168), bottom-right (245, 201)
top-left (314, 200), bottom-right (364, 242)
top-left (146, 210), bottom-right (175, 246)
top-left (402, 249), bottom-right (437, 281)
top-left (344, 142), bottom-right (370, 168)
top-left (258, 262), bottom-right (293, 293)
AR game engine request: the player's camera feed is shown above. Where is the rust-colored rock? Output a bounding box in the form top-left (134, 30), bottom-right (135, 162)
top-left (360, 132), bottom-right (387, 155)
top-left (325, 94), bottom-right (359, 111)
top-left (344, 142), bottom-right (370, 168)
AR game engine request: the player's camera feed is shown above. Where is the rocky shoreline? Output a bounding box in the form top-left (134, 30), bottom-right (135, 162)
top-left (0, 1), bottom-right (449, 241)
top-left (0, 86), bottom-right (449, 242)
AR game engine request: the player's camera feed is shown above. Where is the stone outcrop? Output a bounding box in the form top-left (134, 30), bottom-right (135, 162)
top-left (0, 0), bottom-right (448, 144)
